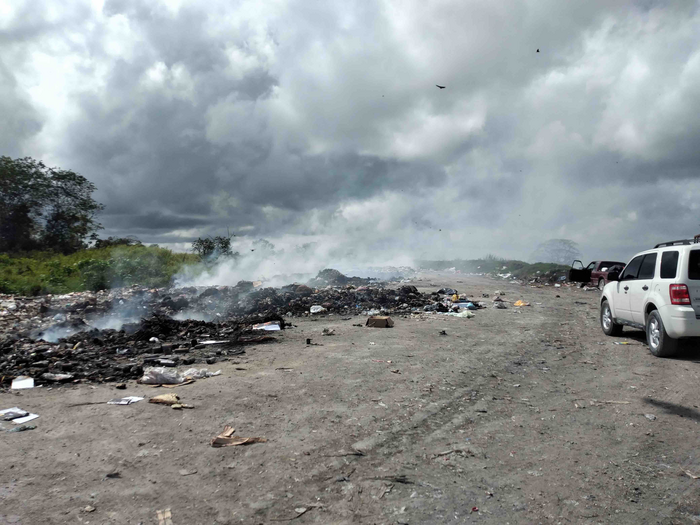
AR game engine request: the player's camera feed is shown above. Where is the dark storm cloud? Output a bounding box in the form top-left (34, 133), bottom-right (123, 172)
top-left (1, 0), bottom-right (700, 261)
top-left (0, 61), bottom-right (42, 156)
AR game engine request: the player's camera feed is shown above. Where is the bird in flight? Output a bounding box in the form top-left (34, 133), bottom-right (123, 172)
top-left (536, 49), bottom-right (540, 53)
top-left (436, 84), bottom-right (446, 89)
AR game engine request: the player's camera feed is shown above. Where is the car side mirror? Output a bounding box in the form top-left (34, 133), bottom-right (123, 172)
top-left (607, 271), bottom-right (620, 282)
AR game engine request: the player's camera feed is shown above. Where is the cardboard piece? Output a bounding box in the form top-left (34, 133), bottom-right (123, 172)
top-left (210, 425), bottom-right (268, 447)
top-left (366, 316), bottom-right (394, 328)
top-left (11, 376), bottom-right (34, 389)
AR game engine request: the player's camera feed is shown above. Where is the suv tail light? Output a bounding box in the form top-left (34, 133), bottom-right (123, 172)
top-left (670, 284), bottom-right (691, 305)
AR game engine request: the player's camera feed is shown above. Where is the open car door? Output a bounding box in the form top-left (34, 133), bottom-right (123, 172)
top-left (568, 260), bottom-right (592, 283)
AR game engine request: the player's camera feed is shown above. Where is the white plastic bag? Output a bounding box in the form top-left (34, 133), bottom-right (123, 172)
top-left (182, 368), bottom-right (222, 379)
top-left (140, 367), bottom-right (184, 384)
top-left (309, 305), bottom-right (327, 314)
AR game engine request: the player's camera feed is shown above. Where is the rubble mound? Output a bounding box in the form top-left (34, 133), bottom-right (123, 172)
top-left (306, 268), bottom-right (372, 288)
top-left (0, 277), bottom-right (441, 385)
top-left (0, 314), bottom-right (274, 386)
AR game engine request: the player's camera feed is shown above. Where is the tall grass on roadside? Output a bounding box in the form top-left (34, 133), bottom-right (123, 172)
top-left (0, 246), bottom-right (200, 295)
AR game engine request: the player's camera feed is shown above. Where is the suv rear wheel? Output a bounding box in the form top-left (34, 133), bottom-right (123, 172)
top-left (646, 310), bottom-right (678, 357)
top-left (601, 300), bottom-right (623, 336)
top-left (598, 278), bottom-right (605, 290)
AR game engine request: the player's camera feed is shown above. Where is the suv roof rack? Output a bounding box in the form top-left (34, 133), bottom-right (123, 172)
top-left (654, 239), bottom-right (692, 248)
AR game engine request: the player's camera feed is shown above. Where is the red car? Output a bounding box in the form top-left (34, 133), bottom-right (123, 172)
top-left (569, 260), bottom-right (626, 290)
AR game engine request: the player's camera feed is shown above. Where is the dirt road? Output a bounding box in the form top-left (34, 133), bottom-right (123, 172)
top-left (1, 274), bottom-right (699, 524)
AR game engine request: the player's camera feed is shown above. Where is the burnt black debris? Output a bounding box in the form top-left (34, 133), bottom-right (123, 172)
top-left (0, 270), bottom-right (438, 386)
top-left (0, 312), bottom-right (279, 386)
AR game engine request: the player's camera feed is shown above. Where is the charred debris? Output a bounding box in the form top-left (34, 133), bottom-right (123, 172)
top-left (0, 269), bottom-right (437, 386)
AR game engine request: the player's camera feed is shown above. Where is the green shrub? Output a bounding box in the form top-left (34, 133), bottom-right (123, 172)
top-left (0, 246), bottom-right (199, 295)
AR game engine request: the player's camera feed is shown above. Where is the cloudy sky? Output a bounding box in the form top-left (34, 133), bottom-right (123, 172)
top-left (2, 0), bottom-right (700, 265)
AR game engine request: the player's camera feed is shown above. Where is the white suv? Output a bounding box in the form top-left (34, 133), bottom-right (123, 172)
top-left (600, 238), bottom-right (700, 357)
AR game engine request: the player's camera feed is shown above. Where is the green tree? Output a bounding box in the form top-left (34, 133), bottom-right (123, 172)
top-left (0, 156), bottom-right (104, 254)
top-left (192, 235), bottom-right (237, 261)
top-left (93, 236), bottom-right (142, 249)
top-left (0, 157), bottom-right (48, 251)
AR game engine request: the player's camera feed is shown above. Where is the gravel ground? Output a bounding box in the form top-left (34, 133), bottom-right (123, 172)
top-left (1, 273), bottom-right (699, 524)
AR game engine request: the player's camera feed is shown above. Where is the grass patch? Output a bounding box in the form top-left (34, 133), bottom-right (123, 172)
top-left (0, 246), bottom-right (200, 295)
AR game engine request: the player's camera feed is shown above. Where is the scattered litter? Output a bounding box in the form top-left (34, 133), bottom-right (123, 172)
top-left (1, 407), bottom-right (28, 421)
top-left (148, 394), bottom-right (194, 409)
top-left (554, 284), bottom-right (561, 288)
top-left (366, 316), bottom-right (394, 328)
top-left (253, 321), bottom-right (281, 331)
top-left (182, 368), bottom-right (221, 379)
top-left (13, 413), bottom-right (39, 424)
top-left (369, 342), bottom-right (376, 345)
top-left (149, 337), bottom-right (160, 343)
top-left (471, 507), bottom-right (479, 513)
top-left (682, 468), bottom-right (700, 479)
top-left (210, 425), bottom-right (267, 447)
top-left (644, 414), bottom-right (657, 421)
top-left (269, 504), bottom-right (324, 522)
top-left (439, 330), bottom-right (447, 336)
top-left (171, 403), bottom-right (194, 410)
top-left (105, 472), bottom-right (121, 479)
top-left (115, 383), bottom-right (127, 389)
top-left (390, 369), bottom-right (401, 374)
top-left (613, 342), bottom-right (634, 345)
top-left (82, 506), bottom-right (96, 513)
top-left (199, 340), bottom-right (229, 345)
top-left (11, 376), bottom-right (34, 390)
top-left (514, 300), bottom-right (531, 307)
top-left (179, 469), bottom-right (197, 476)
top-left (589, 400), bottom-right (630, 406)
top-left (310, 305), bottom-right (327, 314)
top-left (149, 393), bottom-right (181, 406)
top-left (107, 396), bottom-right (144, 405)
top-left (41, 373), bottom-right (74, 382)
top-left (493, 302), bottom-right (507, 309)
top-left (0, 407), bottom-right (39, 424)
top-left (322, 328), bottom-right (336, 336)
top-left (156, 508), bottom-right (173, 525)
top-left (7, 424), bottom-right (36, 433)
top-left (140, 367), bottom-right (184, 385)
top-left (447, 310), bottom-right (475, 318)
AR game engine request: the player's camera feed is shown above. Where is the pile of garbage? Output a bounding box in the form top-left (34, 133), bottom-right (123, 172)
top-left (0, 269), bottom-right (458, 386)
top-left (0, 314), bottom-right (280, 386)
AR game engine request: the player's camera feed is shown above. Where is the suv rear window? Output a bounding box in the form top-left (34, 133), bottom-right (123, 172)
top-left (689, 250), bottom-right (700, 280)
top-left (638, 253), bottom-right (657, 279)
top-left (660, 251), bottom-right (679, 279)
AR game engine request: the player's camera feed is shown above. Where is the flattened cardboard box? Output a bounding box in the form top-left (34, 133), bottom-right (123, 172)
top-left (366, 316), bottom-right (394, 328)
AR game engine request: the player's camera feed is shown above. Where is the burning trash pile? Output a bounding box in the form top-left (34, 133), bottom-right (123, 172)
top-left (0, 313), bottom-right (280, 386)
top-left (0, 269), bottom-right (445, 386)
